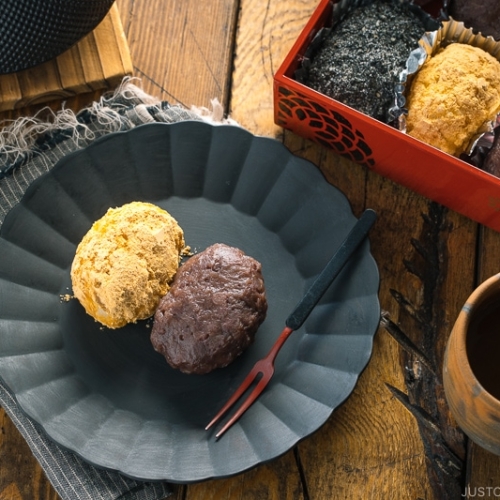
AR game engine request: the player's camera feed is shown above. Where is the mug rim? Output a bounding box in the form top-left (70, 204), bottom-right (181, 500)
top-left (453, 272), bottom-right (500, 405)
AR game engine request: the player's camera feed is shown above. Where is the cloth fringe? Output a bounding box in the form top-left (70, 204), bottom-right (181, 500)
top-left (0, 76), bottom-right (235, 180)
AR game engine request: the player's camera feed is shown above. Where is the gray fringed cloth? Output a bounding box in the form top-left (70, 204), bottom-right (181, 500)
top-left (0, 79), bottom-right (219, 500)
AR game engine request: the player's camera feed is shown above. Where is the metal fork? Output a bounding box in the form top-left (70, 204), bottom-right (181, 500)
top-left (205, 208), bottom-right (377, 438)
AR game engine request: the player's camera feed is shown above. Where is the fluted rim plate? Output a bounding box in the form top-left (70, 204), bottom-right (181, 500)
top-left (0, 122), bottom-right (380, 482)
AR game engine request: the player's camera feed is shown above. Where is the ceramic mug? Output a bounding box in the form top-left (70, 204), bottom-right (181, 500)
top-left (443, 273), bottom-right (500, 455)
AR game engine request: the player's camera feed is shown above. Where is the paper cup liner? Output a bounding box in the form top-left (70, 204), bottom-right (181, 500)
top-left (392, 19), bottom-right (500, 166)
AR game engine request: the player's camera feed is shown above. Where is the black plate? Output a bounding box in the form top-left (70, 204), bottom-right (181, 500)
top-left (0, 122), bottom-right (380, 482)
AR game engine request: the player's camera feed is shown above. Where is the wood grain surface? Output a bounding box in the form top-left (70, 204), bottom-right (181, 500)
top-left (2, 0), bottom-right (500, 499)
top-left (119, 0), bottom-right (238, 110)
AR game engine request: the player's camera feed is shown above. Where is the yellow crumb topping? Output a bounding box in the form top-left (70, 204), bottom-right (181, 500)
top-left (407, 43), bottom-right (500, 156)
top-left (71, 201), bottom-right (186, 329)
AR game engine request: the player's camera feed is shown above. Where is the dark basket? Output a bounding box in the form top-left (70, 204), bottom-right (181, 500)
top-left (0, 0), bottom-right (115, 74)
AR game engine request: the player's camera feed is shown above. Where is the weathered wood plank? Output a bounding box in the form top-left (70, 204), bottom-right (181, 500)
top-left (93, 10), bottom-right (133, 85)
top-left (185, 451), bottom-right (305, 500)
top-left (467, 443), bottom-right (500, 499)
top-left (0, 409), bottom-right (60, 500)
top-left (381, 204), bottom-right (473, 499)
top-left (117, 0), bottom-right (239, 109)
top-left (230, 0), bottom-right (318, 138)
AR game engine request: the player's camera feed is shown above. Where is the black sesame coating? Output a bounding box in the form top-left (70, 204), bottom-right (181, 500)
top-left (305, 0), bottom-right (426, 122)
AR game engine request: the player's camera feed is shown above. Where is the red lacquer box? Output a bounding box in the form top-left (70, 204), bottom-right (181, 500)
top-left (273, 0), bottom-right (500, 232)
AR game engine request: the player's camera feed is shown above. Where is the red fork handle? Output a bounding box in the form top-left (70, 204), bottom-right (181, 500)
top-left (264, 325), bottom-right (294, 364)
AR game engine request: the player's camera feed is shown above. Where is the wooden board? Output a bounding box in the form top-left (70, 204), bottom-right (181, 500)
top-left (0, 3), bottom-right (132, 112)
top-left (117, 0), bottom-right (238, 111)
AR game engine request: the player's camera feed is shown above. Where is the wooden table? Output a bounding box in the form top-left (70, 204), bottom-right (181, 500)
top-left (2, 0), bottom-right (500, 498)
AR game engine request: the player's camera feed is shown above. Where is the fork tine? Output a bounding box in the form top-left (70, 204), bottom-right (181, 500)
top-left (206, 326), bottom-right (293, 436)
top-left (205, 365), bottom-right (261, 431)
top-left (213, 373), bottom-right (271, 438)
